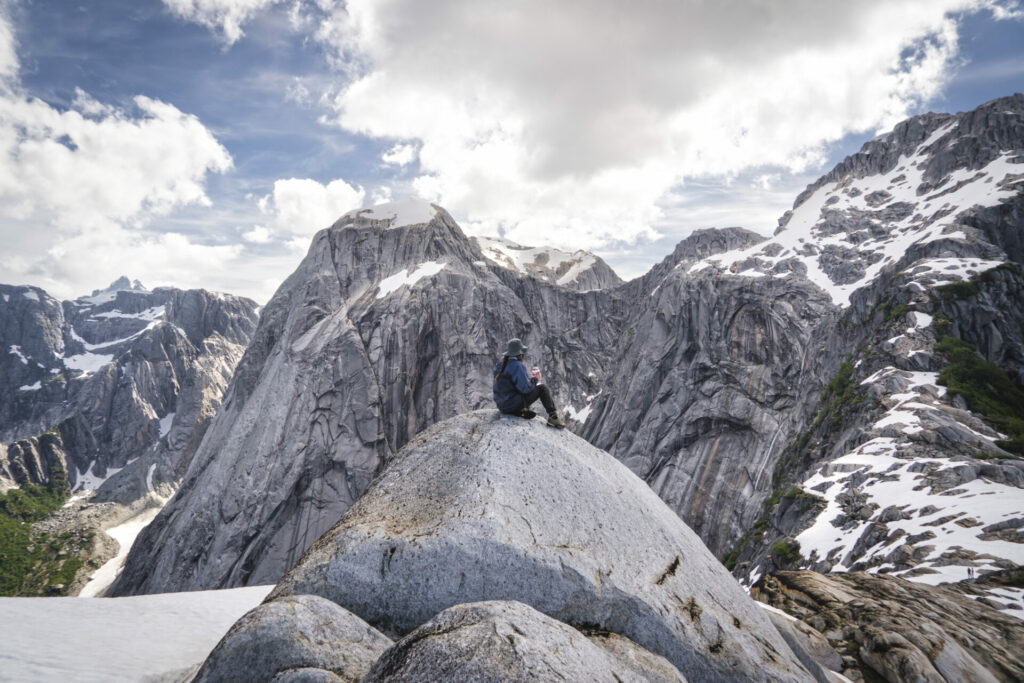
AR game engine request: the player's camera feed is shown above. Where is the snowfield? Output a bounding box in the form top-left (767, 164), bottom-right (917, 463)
top-left (0, 585), bottom-right (272, 682)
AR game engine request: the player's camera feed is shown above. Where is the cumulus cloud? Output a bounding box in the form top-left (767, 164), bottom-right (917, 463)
top-left (0, 89), bottom-right (233, 231)
top-left (310, 0), bottom-right (1015, 249)
top-left (162, 0), bottom-right (284, 44)
top-left (0, 7), bottom-right (240, 299)
top-left (253, 176), bottom-right (365, 239)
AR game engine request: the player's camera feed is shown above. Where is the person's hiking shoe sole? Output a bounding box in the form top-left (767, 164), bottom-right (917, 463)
top-left (546, 417), bottom-right (566, 429)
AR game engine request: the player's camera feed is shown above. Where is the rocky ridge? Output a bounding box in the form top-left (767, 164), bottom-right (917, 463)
top-left (1, 277), bottom-right (258, 497)
top-left (724, 96), bottom-right (1024, 612)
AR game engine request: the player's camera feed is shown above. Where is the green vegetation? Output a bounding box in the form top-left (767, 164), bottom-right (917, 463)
top-left (936, 336), bottom-right (1024, 455)
top-left (772, 540), bottom-right (802, 565)
top-left (763, 486), bottom-right (824, 509)
top-left (0, 467), bottom-right (89, 596)
top-left (935, 263), bottom-right (1021, 302)
top-left (787, 361), bottom-right (865, 458)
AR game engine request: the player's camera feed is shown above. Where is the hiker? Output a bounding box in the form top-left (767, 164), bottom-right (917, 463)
top-left (493, 338), bottom-right (565, 428)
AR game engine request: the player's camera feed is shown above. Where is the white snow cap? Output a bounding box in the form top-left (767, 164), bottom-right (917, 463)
top-left (344, 197), bottom-right (439, 229)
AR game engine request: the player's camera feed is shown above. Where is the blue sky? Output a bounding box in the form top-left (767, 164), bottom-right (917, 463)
top-left (1, 0), bottom-right (1023, 301)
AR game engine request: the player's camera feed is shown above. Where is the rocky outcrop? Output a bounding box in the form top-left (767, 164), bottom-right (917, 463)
top-left (267, 411), bottom-right (815, 681)
top-left (0, 278), bottom-right (258, 499)
top-left (195, 594), bottom-right (392, 683)
top-left (752, 570), bottom-right (1024, 682)
top-left (363, 600), bottom-right (685, 683)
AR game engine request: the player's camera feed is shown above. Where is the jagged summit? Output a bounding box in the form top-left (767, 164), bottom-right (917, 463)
top-left (81, 276), bottom-right (148, 304)
top-left (473, 235), bottom-right (623, 290)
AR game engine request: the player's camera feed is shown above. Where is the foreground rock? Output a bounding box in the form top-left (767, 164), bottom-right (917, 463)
top-left (752, 570), bottom-right (1024, 682)
top-left (269, 410), bottom-right (815, 681)
top-left (363, 600), bottom-right (685, 682)
top-left (195, 594), bottom-right (392, 682)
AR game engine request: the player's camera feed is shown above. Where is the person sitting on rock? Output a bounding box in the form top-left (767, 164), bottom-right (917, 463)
top-left (493, 338), bottom-right (566, 428)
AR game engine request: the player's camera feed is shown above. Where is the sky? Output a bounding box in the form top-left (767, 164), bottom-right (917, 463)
top-left (0, 0), bottom-right (1022, 303)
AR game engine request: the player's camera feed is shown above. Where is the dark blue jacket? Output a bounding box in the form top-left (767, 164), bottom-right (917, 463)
top-left (493, 357), bottom-right (534, 413)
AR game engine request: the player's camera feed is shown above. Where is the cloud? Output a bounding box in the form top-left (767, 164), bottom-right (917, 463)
top-left (254, 176), bottom-right (365, 238)
top-left (382, 142), bottom-right (416, 166)
top-left (0, 89), bottom-right (233, 231)
top-left (162, 0), bottom-right (284, 44)
top-left (311, 0), bottom-right (1015, 250)
top-left (0, 6), bottom-right (239, 299)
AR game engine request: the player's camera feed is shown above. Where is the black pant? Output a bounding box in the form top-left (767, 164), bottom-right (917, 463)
top-left (523, 384), bottom-right (556, 415)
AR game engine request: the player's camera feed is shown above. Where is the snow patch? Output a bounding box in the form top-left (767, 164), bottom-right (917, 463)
top-left (92, 305), bottom-right (166, 322)
top-left (376, 261), bottom-right (447, 299)
top-left (18, 381), bottom-right (41, 391)
top-left (146, 464), bottom-right (157, 494)
top-left (64, 351), bottom-right (114, 375)
top-left (0, 585), bottom-right (272, 681)
top-left (22, 290), bottom-right (39, 301)
top-left (74, 462), bottom-right (123, 492)
top-left (80, 507), bottom-right (163, 598)
top-left (159, 412), bottom-right (175, 438)
top-left (9, 344), bottom-right (29, 364)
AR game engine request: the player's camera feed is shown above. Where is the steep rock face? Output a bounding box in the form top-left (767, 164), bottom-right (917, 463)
top-left (695, 95), bottom-right (1024, 596)
top-left (269, 411), bottom-right (816, 682)
top-left (0, 279), bottom-right (258, 498)
top-left (113, 205), bottom-right (623, 594)
top-left (752, 571), bottom-right (1024, 682)
top-left (583, 267), bottom-right (838, 555)
top-left (363, 601), bottom-right (685, 683)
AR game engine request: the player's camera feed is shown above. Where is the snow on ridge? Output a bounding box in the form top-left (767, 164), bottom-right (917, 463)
top-left (685, 140), bottom-right (1021, 307)
top-left (345, 198), bottom-right (439, 229)
top-left (68, 319), bottom-right (163, 354)
top-left (91, 305), bottom-right (166, 322)
top-left (18, 381), bottom-right (41, 391)
top-left (475, 235), bottom-right (598, 285)
top-left (376, 261), bottom-right (447, 299)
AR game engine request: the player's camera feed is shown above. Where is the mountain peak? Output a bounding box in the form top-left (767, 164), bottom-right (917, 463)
top-left (341, 198), bottom-right (440, 229)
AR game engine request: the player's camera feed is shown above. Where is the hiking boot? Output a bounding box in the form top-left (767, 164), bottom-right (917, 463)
top-left (518, 409), bottom-right (537, 419)
top-left (546, 413), bottom-right (566, 429)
